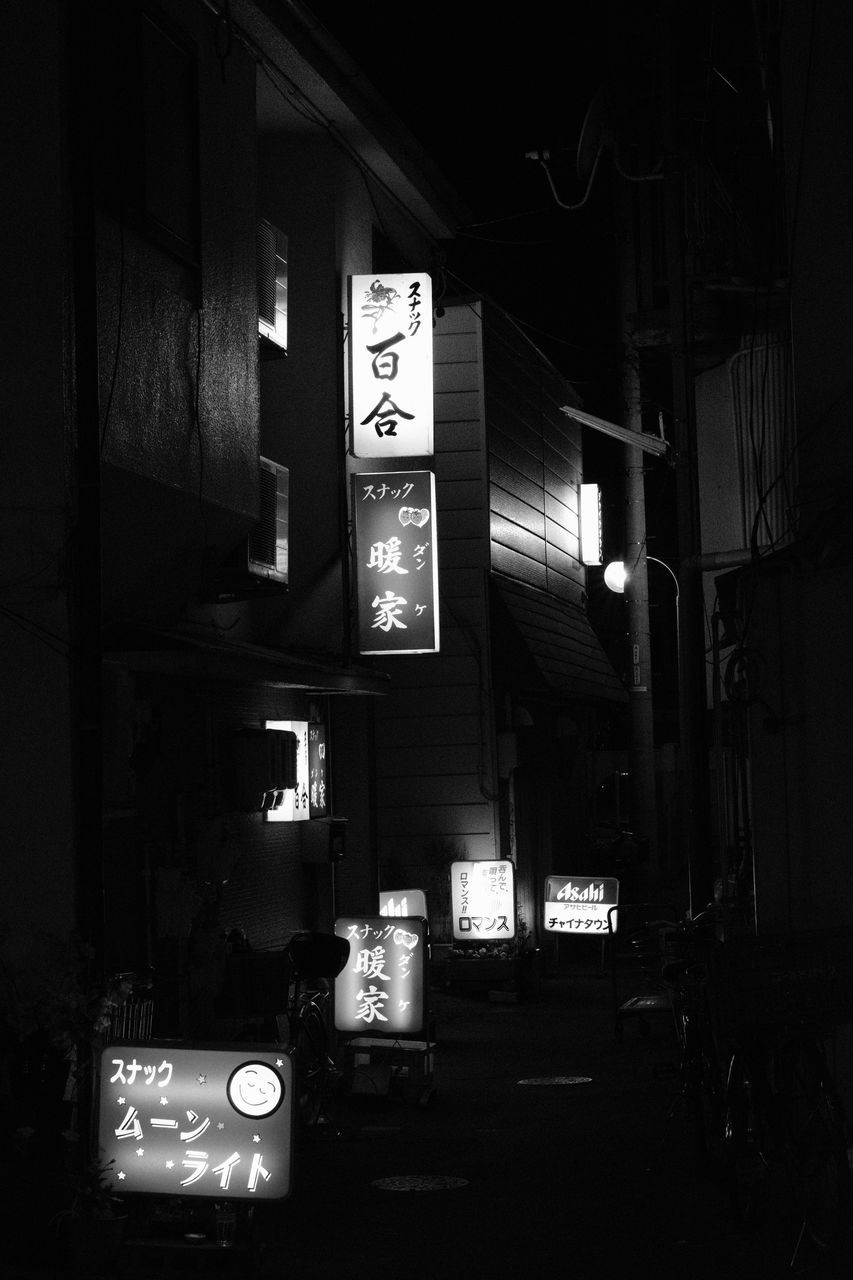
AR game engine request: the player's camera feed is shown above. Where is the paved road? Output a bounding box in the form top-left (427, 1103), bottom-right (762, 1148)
top-left (17, 948), bottom-right (852, 1278)
top-left (255, 952), bottom-right (853, 1280)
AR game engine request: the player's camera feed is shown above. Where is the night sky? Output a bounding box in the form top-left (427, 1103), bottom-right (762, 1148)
top-left (307, 3), bottom-right (679, 696)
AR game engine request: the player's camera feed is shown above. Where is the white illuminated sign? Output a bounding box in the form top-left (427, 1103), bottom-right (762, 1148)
top-left (579, 483), bottom-right (602, 565)
top-left (450, 860), bottom-right (516, 943)
top-left (334, 916), bottom-right (428, 1036)
top-left (348, 273), bottom-right (433, 457)
top-left (379, 889), bottom-right (428, 920)
top-left (543, 875), bottom-right (619, 933)
top-left (97, 1042), bottom-right (294, 1201)
top-left (264, 720), bottom-right (309, 822)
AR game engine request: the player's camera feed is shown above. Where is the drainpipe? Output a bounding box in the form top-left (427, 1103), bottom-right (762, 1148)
top-left (68, 8), bottom-right (106, 973)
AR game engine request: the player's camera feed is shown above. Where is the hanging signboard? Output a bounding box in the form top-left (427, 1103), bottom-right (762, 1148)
top-left (307, 722), bottom-right (328, 818)
top-left (543, 875), bottom-right (620, 934)
top-left (352, 469), bottom-right (439, 654)
top-left (262, 719), bottom-right (309, 821)
top-left (450, 860), bottom-right (516, 943)
top-left (379, 889), bottom-right (428, 921)
top-left (348, 273), bottom-right (433, 458)
top-left (334, 915), bottom-right (428, 1036)
top-left (97, 1041), bottom-right (294, 1201)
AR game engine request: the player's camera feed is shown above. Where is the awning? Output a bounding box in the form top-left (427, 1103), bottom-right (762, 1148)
top-left (104, 627), bottom-right (391, 696)
top-left (490, 575), bottom-right (627, 704)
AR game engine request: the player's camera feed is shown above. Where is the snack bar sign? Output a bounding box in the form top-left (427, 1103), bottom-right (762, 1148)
top-left (353, 469), bottom-right (439, 654)
top-left (334, 915), bottom-right (428, 1037)
top-left (544, 875), bottom-right (619, 934)
top-left (97, 1042), bottom-right (294, 1201)
top-left (451, 860), bottom-right (516, 942)
top-left (348, 273), bottom-right (433, 457)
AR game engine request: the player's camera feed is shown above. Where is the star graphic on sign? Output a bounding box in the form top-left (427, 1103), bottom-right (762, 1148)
top-left (197, 1074), bottom-right (207, 1085)
top-left (275, 1059), bottom-right (284, 1067)
top-left (160, 1096), bottom-right (169, 1106)
top-left (166, 1160), bottom-right (174, 1170)
top-left (253, 1134), bottom-right (261, 1143)
top-left (117, 1097), bottom-right (125, 1105)
top-left (136, 1148), bottom-right (144, 1157)
top-left (217, 1122), bottom-right (225, 1130)
top-left (117, 1171), bottom-right (126, 1181)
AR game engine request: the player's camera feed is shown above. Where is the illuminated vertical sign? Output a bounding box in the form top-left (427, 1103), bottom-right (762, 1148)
top-left (264, 720), bottom-right (309, 821)
top-left (97, 1042), bottom-right (294, 1201)
top-left (543, 875), bottom-right (619, 933)
top-left (348, 273), bottom-right (433, 458)
top-left (307, 723), bottom-right (328, 818)
top-left (352, 469), bottom-right (439, 654)
top-left (334, 915), bottom-right (428, 1036)
top-left (450, 860), bottom-right (516, 943)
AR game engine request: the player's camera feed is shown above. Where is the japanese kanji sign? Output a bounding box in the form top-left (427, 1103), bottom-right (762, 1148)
top-left (450, 860), bottom-right (517, 943)
top-left (307, 722), bottom-right (328, 819)
top-left (334, 916), bottom-right (428, 1036)
top-left (352, 469), bottom-right (439, 654)
top-left (543, 875), bottom-right (620, 934)
top-left (97, 1042), bottom-right (294, 1201)
top-left (348, 273), bottom-right (433, 457)
top-left (379, 889), bottom-right (428, 921)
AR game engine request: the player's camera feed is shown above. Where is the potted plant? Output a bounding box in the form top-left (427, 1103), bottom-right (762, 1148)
top-left (53, 1156), bottom-right (129, 1273)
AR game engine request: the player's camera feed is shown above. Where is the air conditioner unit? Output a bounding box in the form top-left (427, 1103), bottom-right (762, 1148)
top-left (257, 218), bottom-right (287, 354)
top-left (229, 728), bottom-right (298, 812)
top-left (208, 456), bottom-right (289, 600)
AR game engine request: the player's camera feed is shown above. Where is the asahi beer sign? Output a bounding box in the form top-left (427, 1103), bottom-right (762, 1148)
top-left (97, 1042), bottom-right (294, 1201)
top-left (352, 470), bottom-right (439, 654)
top-left (348, 273), bottom-right (433, 458)
top-left (543, 875), bottom-right (619, 933)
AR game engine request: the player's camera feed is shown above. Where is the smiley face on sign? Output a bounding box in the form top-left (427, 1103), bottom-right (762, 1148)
top-left (226, 1061), bottom-right (284, 1118)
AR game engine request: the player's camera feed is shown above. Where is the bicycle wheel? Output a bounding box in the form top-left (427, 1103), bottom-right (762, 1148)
top-left (772, 1036), bottom-right (850, 1252)
top-left (293, 994), bottom-right (330, 1127)
top-left (723, 1049), bottom-right (773, 1229)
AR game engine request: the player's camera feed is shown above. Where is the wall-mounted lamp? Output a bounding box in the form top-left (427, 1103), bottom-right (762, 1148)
top-left (579, 483), bottom-right (602, 565)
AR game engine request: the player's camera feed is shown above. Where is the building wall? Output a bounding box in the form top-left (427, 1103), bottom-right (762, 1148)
top-left (372, 303), bottom-right (496, 938)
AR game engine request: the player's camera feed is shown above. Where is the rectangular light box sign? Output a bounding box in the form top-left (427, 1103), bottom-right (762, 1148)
top-left (352, 469), bottom-right (439, 654)
top-left (379, 889), bottom-right (428, 920)
top-left (334, 915), bottom-right (428, 1037)
top-left (348, 273), bottom-right (433, 457)
top-left (450, 860), bottom-right (516, 943)
top-left (543, 875), bottom-right (620, 934)
top-left (97, 1041), bottom-right (294, 1201)
top-left (307, 722), bottom-right (328, 818)
top-left (264, 720), bottom-right (309, 821)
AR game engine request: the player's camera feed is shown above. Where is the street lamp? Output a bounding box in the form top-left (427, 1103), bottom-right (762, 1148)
top-left (603, 555), bottom-right (680, 672)
top-left (603, 554), bottom-right (681, 889)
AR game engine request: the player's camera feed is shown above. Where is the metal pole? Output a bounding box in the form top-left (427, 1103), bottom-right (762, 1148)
top-left (618, 178), bottom-right (659, 883)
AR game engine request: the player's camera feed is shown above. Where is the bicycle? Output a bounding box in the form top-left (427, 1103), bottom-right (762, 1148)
top-left (661, 909), bottom-right (852, 1264)
top-left (277, 931), bottom-right (350, 1130)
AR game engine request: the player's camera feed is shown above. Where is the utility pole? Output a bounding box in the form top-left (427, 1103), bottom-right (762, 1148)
top-left (618, 178), bottom-right (659, 883)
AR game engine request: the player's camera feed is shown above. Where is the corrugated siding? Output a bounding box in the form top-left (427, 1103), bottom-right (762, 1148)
top-left (491, 574), bottom-right (628, 704)
top-left (373, 306), bottom-right (498, 882)
top-left (484, 309), bottom-right (584, 603)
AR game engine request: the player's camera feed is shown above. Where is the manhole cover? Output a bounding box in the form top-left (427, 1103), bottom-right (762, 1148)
top-left (517, 1076), bottom-right (593, 1086)
top-left (372, 1175), bottom-right (469, 1191)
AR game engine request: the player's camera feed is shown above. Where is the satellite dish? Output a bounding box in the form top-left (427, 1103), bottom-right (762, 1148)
top-left (576, 83), bottom-right (614, 184)
top-left (577, 78), bottom-right (664, 185)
